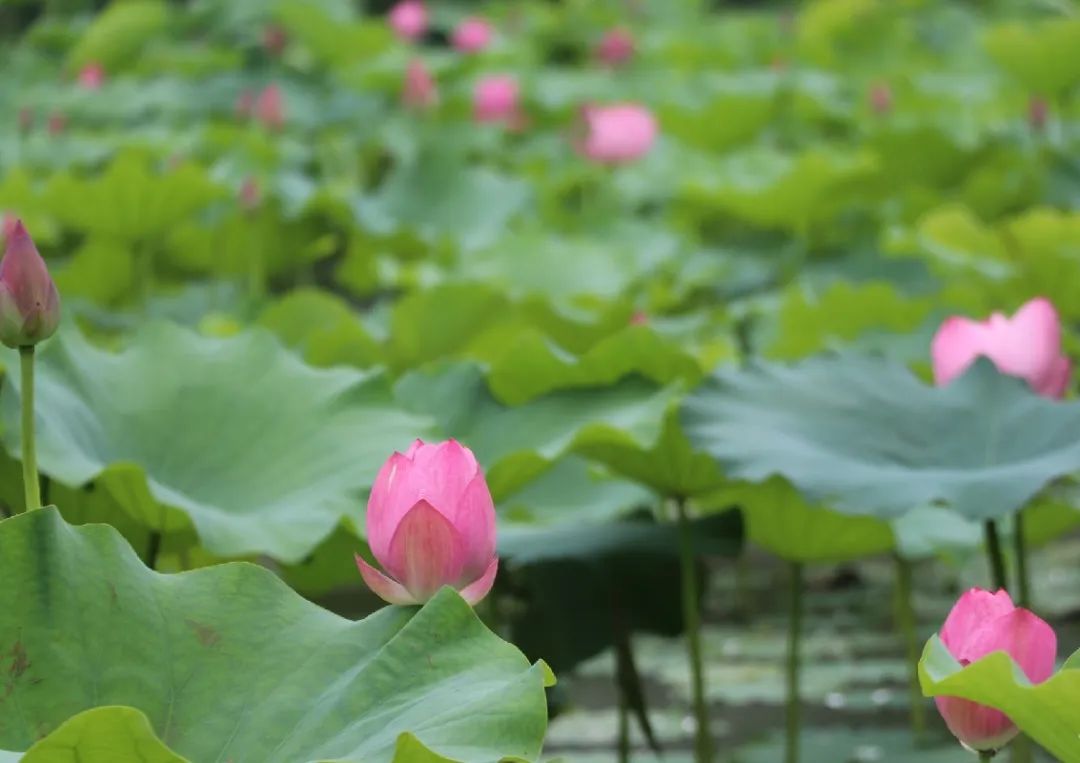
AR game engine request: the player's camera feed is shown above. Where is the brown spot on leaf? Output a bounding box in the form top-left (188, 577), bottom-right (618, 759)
top-left (9, 642), bottom-right (28, 678)
top-left (186, 620), bottom-right (220, 647)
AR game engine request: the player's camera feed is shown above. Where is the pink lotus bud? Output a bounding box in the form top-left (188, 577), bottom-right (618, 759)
top-left (0, 220), bottom-right (61, 349)
top-left (239, 178), bottom-right (261, 211)
top-left (77, 62), bottom-right (105, 90)
top-left (255, 84), bottom-right (285, 131)
top-left (596, 28), bottom-right (634, 67)
top-left (630, 310), bottom-right (648, 326)
top-left (869, 81), bottom-right (892, 115)
top-left (17, 107), bottom-right (34, 133)
top-left (769, 55), bottom-right (788, 72)
top-left (1029, 97), bottom-right (1048, 131)
top-left (47, 112), bottom-right (66, 136)
top-left (931, 297), bottom-right (1072, 399)
top-left (356, 439), bottom-right (498, 606)
top-left (402, 58), bottom-right (438, 110)
top-left (574, 103), bottom-right (657, 164)
top-left (236, 90), bottom-right (254, 120)
top-left (452, 17), bottom-right (493, 54)
top-left (935, 589), bottom-right (1056, 752)
top-left (262, 24), bottom-right (288, 56)
top-left (388, 0), bottom-right (427, 43)
top-left (473, 75), bottom-right (520, 125)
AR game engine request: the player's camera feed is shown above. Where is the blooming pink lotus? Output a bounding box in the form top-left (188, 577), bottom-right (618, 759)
top-left (403, 58), bottom-right (438, 110)
top-left (936, 589), bottom-right (1056, 752)
top-left (77, 62), bottom-right (105, 90)
top-left (452, 17), bottom-right (493, 53)
top-left (255, 84), bottom-right (285, 131)
top-left (0, 220), bottom-right (60, 349)
top-left (388, 0), bottom-right (427, 42)
top-left (596, 28), bottom-right (634, 67)
top-left (357, 439), bottom-right (498, 606)
top-left (575, 103), bottom-right (657, 164)
top-left (931, 297), bottom-right (1072, 398)
top-left (473, 75), bottom-right (520, 125)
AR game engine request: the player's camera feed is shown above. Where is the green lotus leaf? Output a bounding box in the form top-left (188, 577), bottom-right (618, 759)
top-left (681, 355), bottom-right (1080, 521)
top-left (983, 18), bottom-right (1080, 96)
top-left (67, 1), bottom-right (170, 71)
top-left (16, 706), bottom-right (187, 763)
top-left (259, 288), bottom-right (384, 369)
top-left (919, 636), bottom-right (1080, 763)
top-left (0, 508), bottom-right (552, 763)
top-left (0, 324), bottom-right (431, 562)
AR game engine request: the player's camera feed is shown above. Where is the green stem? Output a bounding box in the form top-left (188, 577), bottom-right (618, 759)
top-left (675, 496), bottom-right (712, 763)
top-left (894, 555), bottom-right (926, 744)
top-left (19, 346), bottom-right (40, 511)
top-left (1013, 511), bottom-right (1030, 608)
top-left (983, 520), bottom-right (1009, 592)
top-left (786, 562), bottom-right (804, 763)
top-left (980, 752), bottom-right (995, 762)
top-left (616, 689), bottom-right (630, 763)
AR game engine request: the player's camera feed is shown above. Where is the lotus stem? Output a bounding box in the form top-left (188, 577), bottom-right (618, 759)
top-left (1013, 511), bottom-right (1030, 608)
top-left (19, 346), bottom-right (41, 511)
top-left (786, 562), bottom-right (804, 763)
top-left (894, 554), bottom-right (926, 744)
top-left (983, 520), bottom-right (1009, 592)
top-left (675, 496), bottom-right (713, 763)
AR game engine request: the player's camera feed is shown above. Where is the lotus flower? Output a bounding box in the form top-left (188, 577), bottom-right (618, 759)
top-left (1029, 97), bottom-right (1048, 131)
top-left (236, 90), bottom-right (254, 120)
top-left (452, 17), bottom-right (492, 53)
top-left (403, 58), bottom-right (438, 110)
top-left (869, 81), bottom-right (892, 115)
top-left (596, 28), bottom-right (634, 67)
top-left (0, 220), bottom-right (60, 349)
top-left (47, 112), bottom-right (66, 136)
top-left (357, 439), bottom-right (498, 606)
top-left (239, 178), bottom-right (261, 211)
top-left (575, 103), bottom-right (657, 164)
top-left (931, 297), bottom-right (1072, 398)
top-left (473, 75), bottom-right (520, 125)
top-left (255, 84), bottom-right (285, 131)
top-left (388, 0), bottom-right (427, 42)
top-left (935, 589), bottom-right (1056, 752)
top-left (263, 25), bottom-right (288, 56)
top-left (77, 62), bottom-right (105, 90)
top-left (1, 214), bottom-right (18, 240)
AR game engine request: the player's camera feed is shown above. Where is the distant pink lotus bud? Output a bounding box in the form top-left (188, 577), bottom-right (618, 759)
top-left (473, 75), bottom-right (520, 125)
top-left (357, 439), bottom-right (498, 606)
top-left (262, 24), bottom-right (288, 56)
top-left (239, 178), bottom-right (261, 211)
top-left (596, 28), bottom-right (634, 67)
top-left (255, 84), bottom-right (285, 131)
top-left (47, 112), bottom-right (66, 136)
top-left (931, 297), bottom-right (1072, 399)
top-left (0, 220), bottom-right (61, 349)
top-left (452, 17), bottom-right (493, 53)
top-left (77, 62), bottom-right (105, 90)
top-left (1029, 97), bottom-right (1048, 131)
top-left (630, 310), bottom-right (648, 326)
top-left (575, 103), bottom-right (657, 164)
top-left (769, 55), bottom-right (788, 72)
top-left (935, 589), bottom-right (1056, 752)
top-left (236, 90), bottom-right (255, 120)
top-left (18, 108), bottom-right (34, 133)
top-left (388, 0), bottom-right (427, 42)
top-left (402, 58), bottom-right (438, 110)
top-left (869, 81), bottom-right (892, 115)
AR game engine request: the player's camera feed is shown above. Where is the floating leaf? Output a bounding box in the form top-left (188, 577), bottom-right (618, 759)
top-left (681, 356), bottom-right (1080, 521)
top-left (0, 509), bottom-right (552, 763)
top-left (17, 707), bottom-right (186, 763)
top-left (0, 324), bottom-right (430, 562)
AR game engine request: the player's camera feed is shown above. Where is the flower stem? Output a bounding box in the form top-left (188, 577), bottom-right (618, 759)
top-left (786, 562), bottom-right (804, 763)
top-left (983, 520), bottom-right (1009, 592)
top-left (1013, 511), bottom-right (1030, 608)
top-left (894, 554), bottom-right (926, 744)
top-left (19, 346), bottom-right (41, 511)
top-left (675, 496), bottom-right (712, 763)
top-left (979, 752), bottom-right (995, 762)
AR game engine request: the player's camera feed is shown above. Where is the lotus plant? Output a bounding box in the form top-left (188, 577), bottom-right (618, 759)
top-left (934, 589), bottom-right (1056, 757)
top-left (452, 17), bottom-right (493, 53)
top-left (575, 103), bottom-right (657, 164)
top-left (357, 439), bottom-right (498, 606)
top-left (403, 58), bottom-right (438, 111)
top-left (473, 75), bottom-right (522, 127)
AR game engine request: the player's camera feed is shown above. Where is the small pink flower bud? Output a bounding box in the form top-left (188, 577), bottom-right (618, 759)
top-left (356, 439), bottom-right (498, 606)
top-left (77, 62), bottom-right (105, 90)
top-left (47, 112), bottom-right (66, 136)
top-left (472, 74), bottom-right (520, 125)
top-left (1029, 97), bottom-right (1048, 131)
top-left (255, 84), bottom-right (285, 131)
top-left (262, 24), bottom-right (288, 56)
top-left (869, 81), bottom-right (893, 115)
top-left (452, 17), bottom-right (493, 54)
top-left (596, 28), bottom-right (634, 67)
top-left (630, 310), bottom-right (648, 326)
top-left (574, 103), bottom-right (657, 164)
top-left (402, 58), bottom-right (438, 110)
top-left (17, 108), bottom-right (34, 133)
top-left (931, 297), bottom-right (1071, 399)
top-left (935, 589), bottom-right (1057, 752)
top-left (239, 178), bottom-right (261, 212)
top-left (388, 0), bottom-right (428, 43)
top-left (0, 220), bottom-right (61, 349)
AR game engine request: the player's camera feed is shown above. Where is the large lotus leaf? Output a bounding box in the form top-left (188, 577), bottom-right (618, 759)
top-left (395, 363), bottom-right (678, 499)
top-left (0, 508), bottom-right (551, 762)
top-left (983, 18), bottom-right (1080, 96)
top-left (273, 0), bottom-right (393, 70)
top-left (259, 288), bottom-right (384, 369)
top-left (15, 707), bottom-right (185, 763)
top-left (43, 153), bottom-right (224, 243)
top-left (67, 1), bottom-right (170, 71)
top-left (0, 325), bottom-right (432, 562)
top-left (919, 637), bottom-right (1080, 763)
top-left (681, 355), bottom-right (1080, 521)
top-left (658, 73), bottom-right (777, 153)
top-left (705, 478), bottom-right (894, 563)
